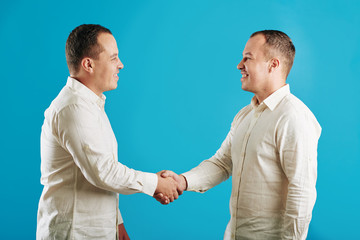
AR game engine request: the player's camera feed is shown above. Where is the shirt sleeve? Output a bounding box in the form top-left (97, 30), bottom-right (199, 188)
top-left (182, 112), bottom-right (241, 192)
top-left (277, 112), bottom-right (321, 239)
top-left (53, 103), bottom-right (158, 196)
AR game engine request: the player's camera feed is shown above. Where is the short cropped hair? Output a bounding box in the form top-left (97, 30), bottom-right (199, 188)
top-left (65, 24), bottom-right (112, 74)
top-left (251, 30), bottom-right (295, 77)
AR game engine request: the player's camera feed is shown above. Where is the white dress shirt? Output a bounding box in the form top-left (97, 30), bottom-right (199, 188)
top-left (183, 84), bottom-right (321, 240)
top-left (37, 77), bottom-right (158, 240)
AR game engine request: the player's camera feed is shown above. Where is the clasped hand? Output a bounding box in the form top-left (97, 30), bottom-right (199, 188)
top-left (153, 170), bottom-right (187, 205)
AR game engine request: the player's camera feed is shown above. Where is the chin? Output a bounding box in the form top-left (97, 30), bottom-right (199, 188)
top-left (241, 85), bottom-right (253, 93)
top-left (106, 85), bottom-right (117, 92)
top-left (112, 81), bottom-right (118, 89)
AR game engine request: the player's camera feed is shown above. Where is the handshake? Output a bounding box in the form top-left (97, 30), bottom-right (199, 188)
top-left (153, 170), bottom-right (188, 205)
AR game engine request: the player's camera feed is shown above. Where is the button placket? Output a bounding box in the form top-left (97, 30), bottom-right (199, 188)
top-left (231, 105), bottom-right (265, 235)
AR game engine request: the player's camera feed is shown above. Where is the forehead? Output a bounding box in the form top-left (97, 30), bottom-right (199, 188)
top-left (243, 34), bottom-right (266, 56)
top-left (97, 33), bottom-right (118, 54)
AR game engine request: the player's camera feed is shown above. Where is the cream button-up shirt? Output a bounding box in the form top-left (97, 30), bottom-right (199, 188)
top-left (37, 77), bottom-right (158, 239)
top-left (183, 84), bottom-right (321, 240)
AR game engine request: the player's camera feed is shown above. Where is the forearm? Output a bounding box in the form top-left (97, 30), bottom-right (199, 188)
top-left (84, 159), bottom-right (158, 196)
top-left (277, 114), bottom-right (320, 239)
top-left (281, 167), bottom-right (317, 239)
top-left (182, 155), bottom-right (232, 193)
top-left (281, 171), bottom-right (317, 239)
top-left (57, 105), bottom-right (158, 196)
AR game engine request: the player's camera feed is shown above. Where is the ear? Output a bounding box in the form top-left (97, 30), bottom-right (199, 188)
top-left (268, 58), bottom-right (280, 73)
top-left (81, 58), bottom-right (94, 73)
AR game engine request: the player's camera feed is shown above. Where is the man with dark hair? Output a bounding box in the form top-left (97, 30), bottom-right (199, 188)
top-left (37, 24), bottom-right (179, 240)
top-left (250, 30), bottom-right (296, 78)
top-left (65, 24), bottom-right (112, 74)
top-left (157, 30), bottom-right (321, 239)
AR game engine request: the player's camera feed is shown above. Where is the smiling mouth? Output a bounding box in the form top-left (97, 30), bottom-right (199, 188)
top-left (241, 72), bottom-right (248, 80)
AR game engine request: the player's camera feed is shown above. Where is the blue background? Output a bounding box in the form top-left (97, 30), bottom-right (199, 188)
top-left (1, 0), bottom-right (359, 239)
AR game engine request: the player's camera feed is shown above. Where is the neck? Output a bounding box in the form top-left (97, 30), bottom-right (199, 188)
top-left (255, 82), bottom-right (286, 104)
top-left (70, 75), bottom-right (103, 97)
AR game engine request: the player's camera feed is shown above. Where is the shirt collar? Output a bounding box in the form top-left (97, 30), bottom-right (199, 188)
top-left (251, 84), bottom-right (290, 111)
top-left (66, 77), bottom-right (106, 110)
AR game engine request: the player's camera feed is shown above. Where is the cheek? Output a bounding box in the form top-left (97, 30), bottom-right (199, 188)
top-left (259, 62), bottom-right (269, 73)
top-left (251, 64), bottom-right (266, 77)
top-left (106, 67), bottom-right (114, 77)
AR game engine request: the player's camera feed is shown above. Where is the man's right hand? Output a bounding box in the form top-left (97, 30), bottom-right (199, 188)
top-left (153, 170), bottom-right (187, 205)
top-left (161, 170), bottom-right (187, 194)
top-left (154, 171), bottom-right (179, 205)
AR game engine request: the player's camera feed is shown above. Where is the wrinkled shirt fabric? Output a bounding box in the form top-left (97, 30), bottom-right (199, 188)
top-left (183, 84), bottom-right (321, 240)
top-left (37, 77), bottom-right (158, 239)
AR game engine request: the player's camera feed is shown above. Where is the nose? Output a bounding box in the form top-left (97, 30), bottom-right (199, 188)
top-left (237, 59), bottom-right (244, 70)
top-left (118, 59), bottom-right (124, 70)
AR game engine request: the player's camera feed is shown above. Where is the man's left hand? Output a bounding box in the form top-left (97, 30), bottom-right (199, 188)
top-left (118, 223), bottom-right (130, 240)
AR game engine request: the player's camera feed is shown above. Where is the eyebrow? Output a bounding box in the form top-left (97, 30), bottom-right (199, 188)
top-left (110, 53), bottom-right (118, 58)
top-left (243, 52), bottom-right (253, 57)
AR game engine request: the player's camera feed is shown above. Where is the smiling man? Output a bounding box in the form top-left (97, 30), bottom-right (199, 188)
top-left (37, 24), bottom-right (179, 240)
top-left (158, 30), bottom-right (322, 239)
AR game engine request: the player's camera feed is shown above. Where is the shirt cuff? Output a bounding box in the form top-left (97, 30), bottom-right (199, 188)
top-left (141, 172), bottom-right (158, 196)
top-left (181, 171), bottom-right (200, 192)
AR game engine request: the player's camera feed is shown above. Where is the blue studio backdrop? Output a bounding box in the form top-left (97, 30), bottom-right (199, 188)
top-left (1, 0), bottom-right (359, 239)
